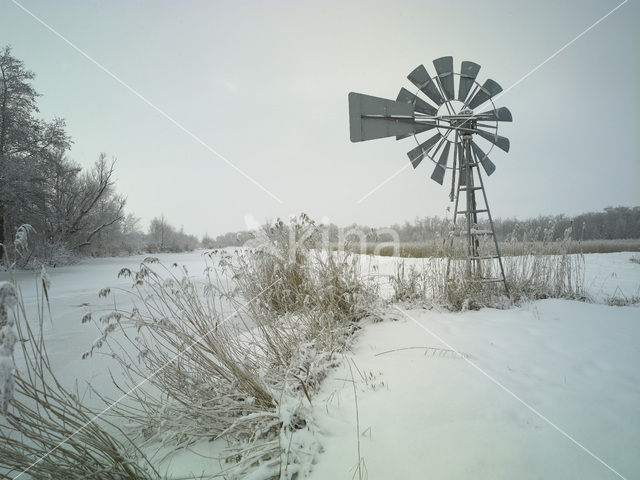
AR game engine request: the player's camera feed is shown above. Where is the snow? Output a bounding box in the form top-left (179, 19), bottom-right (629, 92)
top-left (306, 251), bottom-right (640, 479)
top-left (310, 300), bottom-right (639, 479)
top-left (583, 252), bottom-right (640, 302)
top-left (1, 250), bottom-right (639, 478)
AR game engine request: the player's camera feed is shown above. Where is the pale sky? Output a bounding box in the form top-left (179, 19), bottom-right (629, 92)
top-left (1, 0), bottom-right (638, 237)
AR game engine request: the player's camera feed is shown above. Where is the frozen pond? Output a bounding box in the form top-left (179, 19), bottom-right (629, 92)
top-left (1, 250), bottom-right (217, 397)
top-left (3, 250), bottom-right (639, 389)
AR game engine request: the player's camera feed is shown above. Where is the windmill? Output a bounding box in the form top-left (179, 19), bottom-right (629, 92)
top-left (348, 56), bottom-right (511, 293)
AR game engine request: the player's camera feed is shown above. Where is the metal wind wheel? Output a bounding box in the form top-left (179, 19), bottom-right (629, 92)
top-left (348, 56), bottom-right (512, 293)
top-left (348, 56), bottom-right (511, 185)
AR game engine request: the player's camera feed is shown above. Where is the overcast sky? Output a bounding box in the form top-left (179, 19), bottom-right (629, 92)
top-left (1, 0), bottom-right (638, 237)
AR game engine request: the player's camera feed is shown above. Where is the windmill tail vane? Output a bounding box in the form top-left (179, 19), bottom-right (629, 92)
top-left (348, 56), bottom-right (512, 295)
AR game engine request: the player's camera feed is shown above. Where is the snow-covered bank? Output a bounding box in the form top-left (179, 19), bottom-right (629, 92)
top-left (309, 300), bottom-right (639, 479)
top-left (307, 253), bottom-right (640, 479)
top-left (582, 252), bottom-right (640, 302)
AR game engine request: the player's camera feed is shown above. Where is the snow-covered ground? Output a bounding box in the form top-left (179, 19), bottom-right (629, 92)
top-left (309, 252), bottom-right (640, 480)
top-left (310, 301), bottom-right (639, 479)
top-left (1, 251), bottom-right (639, 478)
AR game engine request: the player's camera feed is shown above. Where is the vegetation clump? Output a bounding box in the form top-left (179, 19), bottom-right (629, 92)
top-left (391, 220), bottom-right (586, 310)
top-left (0, 231), bottom-right (160, 480)
top-left (82, 214), bottom-right (380, 478)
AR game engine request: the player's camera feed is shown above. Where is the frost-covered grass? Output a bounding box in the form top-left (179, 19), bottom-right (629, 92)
top-left (389, 230), bottom-right (586, 310)
top-left (84, 215), bottom-right (380, 478)
top-left (0, 247), bottom-right (159, 479)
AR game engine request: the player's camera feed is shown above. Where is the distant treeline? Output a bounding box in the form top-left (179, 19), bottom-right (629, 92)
top-left (385, 206), bottom-right (640, 243)
top-left (207, 206), bottom-right (640, 248)
top-left (0, 46), bottom-right (198, 266)
top-left (487, 206), bottom-right (639, 242)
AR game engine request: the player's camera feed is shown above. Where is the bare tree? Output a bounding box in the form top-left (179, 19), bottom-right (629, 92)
top-left (60, 154), bottom-right (126, 250)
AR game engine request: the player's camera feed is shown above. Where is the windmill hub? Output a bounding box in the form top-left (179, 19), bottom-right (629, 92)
top-left (436, 99), bottom-right (468, 138)
top-left (452, 116), bottom-right (476, 139)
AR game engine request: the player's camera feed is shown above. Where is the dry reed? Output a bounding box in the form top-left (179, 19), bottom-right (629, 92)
top-left (85, 214), bottom-right (380, 478)
top-left (0, 235), bottom-right (159, 480)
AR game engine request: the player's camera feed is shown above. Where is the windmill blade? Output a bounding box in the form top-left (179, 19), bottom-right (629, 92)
top-left (470, 141), bottom-right (496, 176)
top-left (430, 141), bottom-right (451, 185)
top-left (467, 79), bottom-right (503, 110)
top-left (458, 61), bottom-right (480, 102)
top-left (407, 65), bottom-right (444, 106)
top-left (349, 92), bottom-right (419, 142)
top-left (407, 133), bottom-right (442, 169)
top-left (395, 87), bottom-right (438, 138)
top-left (396, 87), bottom-right (437, 115)
top-left (396, 123), bottom-right (436, 140)
top-left (479, 106), bottom-right (512, 122)
top-left (433, 56), bottom-right (454, 101)
top-left (475, 128), bottom-right (510, 152)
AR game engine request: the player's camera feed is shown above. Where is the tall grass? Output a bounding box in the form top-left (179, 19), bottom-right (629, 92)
top-left (390, 221), bottom-right (586, 310)
top-left (87, 214), bottom-right (380, 478)
top-left (0, 235), bottom-right (159, 480)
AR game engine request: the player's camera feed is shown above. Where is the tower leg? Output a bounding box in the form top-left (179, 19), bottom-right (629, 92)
top-left (471, 148), bottom-right (510, 297)
top-left (462, 137), bottom-right (480, 280)
top-left (453, 135), bottom-right (509, 296)
top-left (446, 133), bottom-right (460, 284)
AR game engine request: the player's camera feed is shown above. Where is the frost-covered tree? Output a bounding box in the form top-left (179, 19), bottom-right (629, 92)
top-left (0, 47), bottom-right (133, 263)
top-left (0, 46), bottom-right (70, 247)
top-left (1, 46), bottom-right (202, 262)
top-left (148, 215), bottom-right (199, 252)
top-left (116, 213), bottom-right (145, 253)
top-left (59, 154), bottom-right (126, 251)
top-left (148, 215), bottom-right (170, 252)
